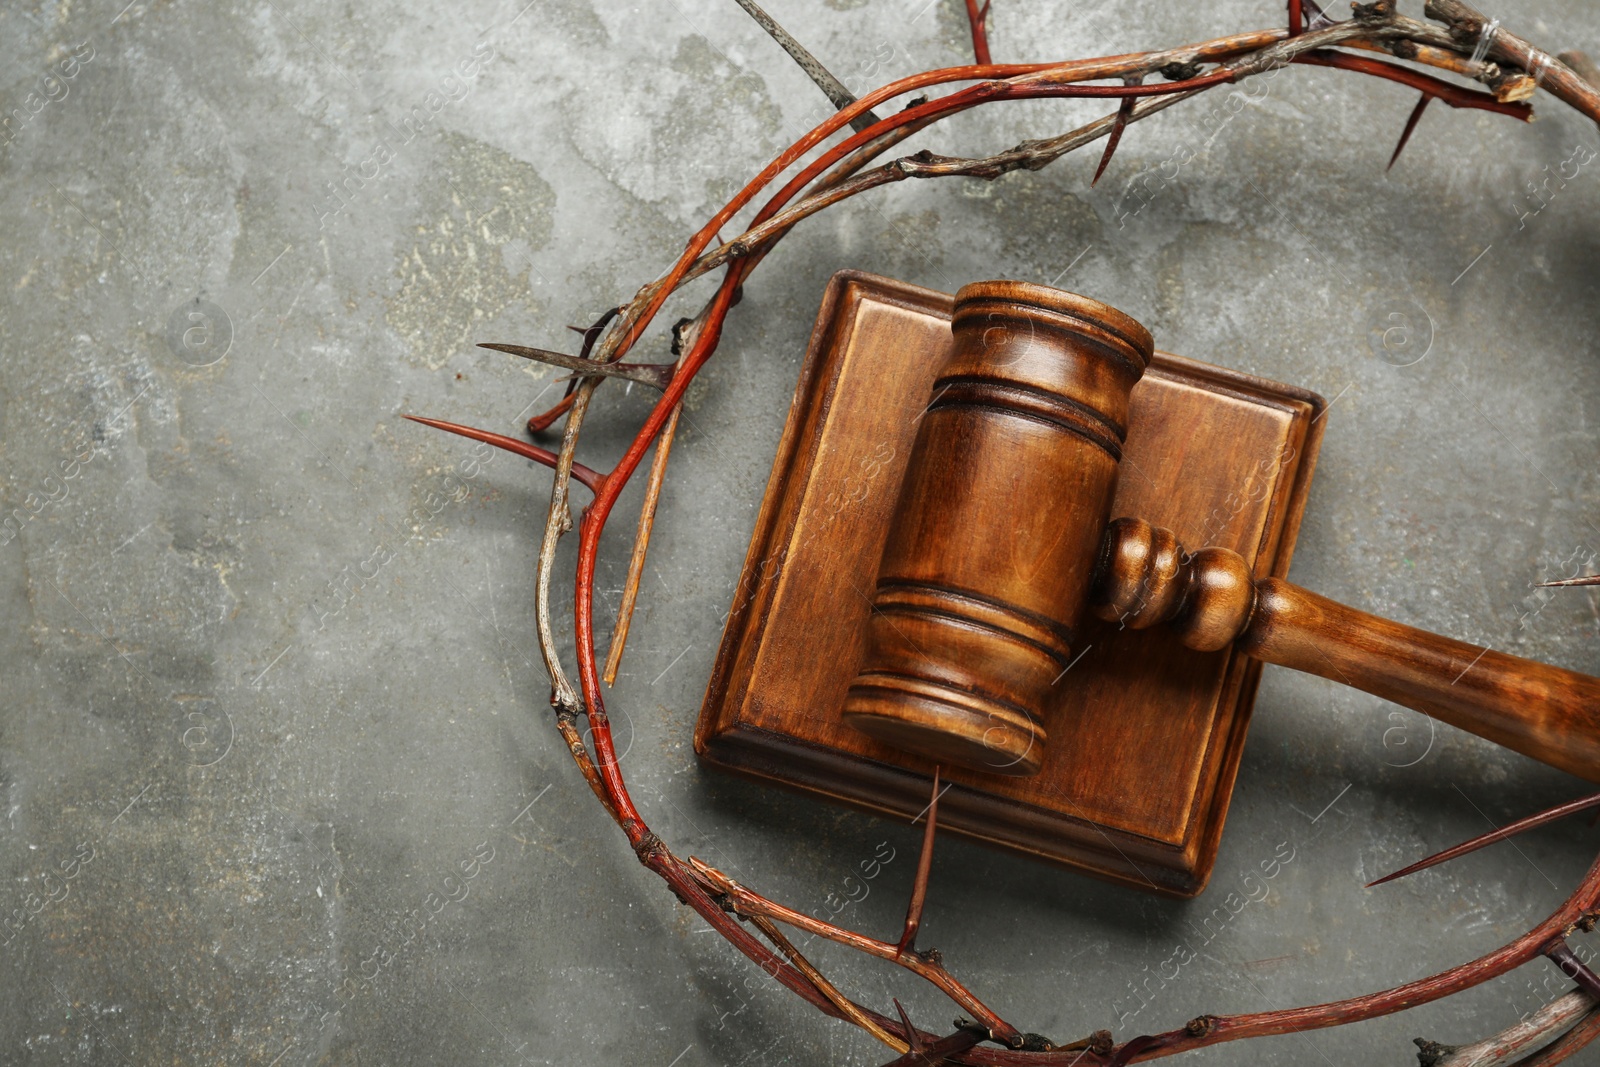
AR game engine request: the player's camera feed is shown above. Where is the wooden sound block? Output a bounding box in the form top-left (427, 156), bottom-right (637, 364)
top-left (695, 271), bottom-right (1325, 897)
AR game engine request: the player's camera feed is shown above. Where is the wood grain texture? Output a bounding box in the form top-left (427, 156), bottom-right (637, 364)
top-left (842, 281), bottom-right (1154, 775)
top-left (1096, 519), bottom-right (1600, 783)
top-left (1242, 582), bottom-right (1600, 782)
top-left (695, 271), bottom-right (1324, 897)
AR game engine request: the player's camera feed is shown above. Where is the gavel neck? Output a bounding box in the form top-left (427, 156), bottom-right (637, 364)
top-left (1091, 517), bottom-right (1257, 651)
top-left (1091, 517), bottom-right (1600, 783)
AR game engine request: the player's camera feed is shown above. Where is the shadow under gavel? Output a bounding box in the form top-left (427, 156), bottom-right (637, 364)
top-left (841, 280), bottom-right (1600, 779)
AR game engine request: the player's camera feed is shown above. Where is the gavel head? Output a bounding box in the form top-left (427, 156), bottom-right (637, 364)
top-left (840, 281), bottom-right (1153, 776)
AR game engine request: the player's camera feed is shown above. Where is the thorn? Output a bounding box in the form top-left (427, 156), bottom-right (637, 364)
top-left (478, 343), bottom-right (674, 390)
top-left (1388, 92), bottom-right (1433, 170)
top-left (730, 0), bottom-right (881, 133)
top-left (1368, 790), bottom-right (1600, 887)
top-left (522, 308), bottom-right (620, 435)
top-left (1092, 95), bottom-right (1137, 186)
top-left (1540, 575), bottom-right (1600, 588)
top-left (876, 1026), bottom-right (984, 1067)
top-left (402, 415), bottom-right (606, 495)
top-left (892, 999), bottom-right (923, 1054)
top-left (1546, 938), bottom-right (1600, 1000)
top-left (897, 767), bottom-right (942, 955)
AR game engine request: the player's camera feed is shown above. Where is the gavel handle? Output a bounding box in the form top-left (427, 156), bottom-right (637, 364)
top-left (1094, 518), bottom-right (1600, 783)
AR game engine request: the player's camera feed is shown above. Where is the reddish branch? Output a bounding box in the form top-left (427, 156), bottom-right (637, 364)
top-left (1109, 851), bottom-right (1600, 1061)
top-left (1295, 47), bottom-right (1530, 117)
top-left (408, 2), bottom-right (1600, 1063)
top-left (965, 0), bottom-right (993, 65)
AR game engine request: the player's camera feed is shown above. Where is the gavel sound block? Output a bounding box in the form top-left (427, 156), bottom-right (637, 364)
top-left (696, 271), bottom-right (1326, 896)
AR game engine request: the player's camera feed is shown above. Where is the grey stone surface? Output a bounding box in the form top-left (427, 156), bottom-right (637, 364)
top-left (2, 0), bottom-right (1599, 1063)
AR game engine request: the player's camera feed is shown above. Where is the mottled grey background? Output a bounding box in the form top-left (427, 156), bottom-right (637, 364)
top-left (2, 0), bottom-right (1599, 1063)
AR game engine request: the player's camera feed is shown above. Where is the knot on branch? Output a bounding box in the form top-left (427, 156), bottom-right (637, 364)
top-left (951, 1017), bottom-right (995, 1042)
top-left (1184, 1016), bottom-right (1217, 1038)
top-left (918, 947), bottom-right (944, 967)
top-left (670, 317), bottom-right (695, 356)
top-left (1352, 0), bottom-right (1395, 22)
top-left (1158, 60), bottom-right (1204, 81)
top-left (1413, 1037), bottom-right (1461, 1067)
top-left (1018, 1032), bottom-right (1057, 1052)
top-left (1577, 912), bottom-right (1599, 933)
top-left (1424, 0), bottom-right (1485, 43)
top-left (633, 831), bottom-right (669, 866)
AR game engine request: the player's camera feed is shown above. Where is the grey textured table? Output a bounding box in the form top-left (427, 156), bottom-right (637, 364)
top-left (3, 1), bottom-right (1600, 1064)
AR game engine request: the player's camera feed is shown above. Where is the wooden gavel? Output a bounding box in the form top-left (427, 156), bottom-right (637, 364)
top-left (841, 281), bottom-right (1600, 779)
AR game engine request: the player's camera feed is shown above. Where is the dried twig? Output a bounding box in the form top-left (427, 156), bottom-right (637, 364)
top-left (687, 856), bottom-right (1024, 1047)
top-left (1424, 0), bottom-right (1600, 118)
top-left (751, 913), bottom-right (910, 1051)
top-left (1348, 36), bottom-right (1499, 81)
top-left (600, 309), bottom-right (706, 686)
top-left (1510, 1005), bottom-right (1600, 1066)
top-left (554, 708), bottom-right (619, 822)
top-left (731, 0), bottom-right (882, 133)
top-left (1559, 47), bottom-right (1600, 134)
top-left (1432, 989), bottom-right (1596, 1067)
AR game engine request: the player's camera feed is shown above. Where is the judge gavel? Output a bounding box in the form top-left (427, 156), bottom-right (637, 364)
top-left (841, 281), bottom-right (1600, 779)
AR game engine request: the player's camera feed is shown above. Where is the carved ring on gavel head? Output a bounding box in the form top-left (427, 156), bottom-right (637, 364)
top-left (843, 281), bottom-right (1600, 781)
